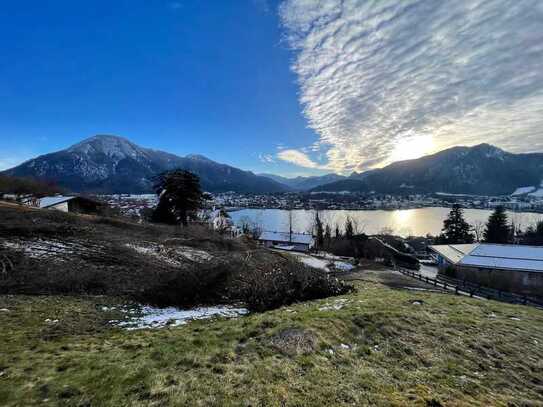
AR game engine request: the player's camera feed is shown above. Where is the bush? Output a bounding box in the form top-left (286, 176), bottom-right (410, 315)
top-left (231, 256), bottom-right (353, 312)
top-left (133, 264), bottom-right (231, 307)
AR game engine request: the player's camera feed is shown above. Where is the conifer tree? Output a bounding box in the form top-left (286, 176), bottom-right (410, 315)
top-left (314, 212), bottom-right (324, 249)
top-left (345, 217), bottom-right (354, 239)
top-left (152, 170), bottom-right (206, 226)
top-left (483, 206), bottom-right (511, 244)
top-left (439, 204), bottom-right (474, 244)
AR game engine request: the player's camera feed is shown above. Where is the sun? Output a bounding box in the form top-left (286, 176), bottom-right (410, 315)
top-left (390, 134), bottom-right (435, 162)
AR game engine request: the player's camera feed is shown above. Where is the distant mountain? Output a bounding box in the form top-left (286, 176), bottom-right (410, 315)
top-left (312, 144), bottom-right (543, 195)
top-left (259, 173), bottom-right (346, 191)
top-left (3, 135), bottom-right (288, 194)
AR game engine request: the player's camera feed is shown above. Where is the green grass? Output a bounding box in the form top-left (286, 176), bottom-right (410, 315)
top-left (1, 280), bottom-right (543, 406)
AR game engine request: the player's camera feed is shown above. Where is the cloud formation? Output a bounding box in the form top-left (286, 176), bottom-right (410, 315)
top-left (277, 149), bottom-right (324, 169)
top-left (279, 0), bottom-right (543, 173)
top-left (258, 153), bottom-right (276, 163)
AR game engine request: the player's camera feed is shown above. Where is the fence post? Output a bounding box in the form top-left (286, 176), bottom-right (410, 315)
top-left (523, 295), bottom-right (528, 305)
top-left (455, 286), bottom-right (459, 295)
top-left (444, 283), bottom-right (447, 290)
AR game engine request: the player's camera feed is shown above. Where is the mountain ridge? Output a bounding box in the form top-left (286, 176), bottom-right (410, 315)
top-left (4, 138), bottom-right (543, 196)
top-left (311, 143), bottom-right (543, 195)
top-left (258, 173), bottom-right (346, 191)
top-left (3, 135), bottom-right (289, 194)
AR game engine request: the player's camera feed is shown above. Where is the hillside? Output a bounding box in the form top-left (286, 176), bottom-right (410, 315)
top-left (0, 203), bottom-right (346, 311)
top-left (3, 135), bottom-right (288, 194)
top-left (312, 144), bottom-right (543, 195)
top-left (0, 268), bottom-right (542, 405)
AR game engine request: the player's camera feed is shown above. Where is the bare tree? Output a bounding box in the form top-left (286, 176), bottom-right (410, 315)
top-left (472, 220), bottom-right (485, 242)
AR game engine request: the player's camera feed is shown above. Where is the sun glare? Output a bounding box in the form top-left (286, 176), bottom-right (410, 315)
top-left (390, 135), bottom-right (435, 162)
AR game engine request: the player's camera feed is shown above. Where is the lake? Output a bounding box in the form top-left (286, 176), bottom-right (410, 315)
top-left (229, 207), bottom-right (543, 237)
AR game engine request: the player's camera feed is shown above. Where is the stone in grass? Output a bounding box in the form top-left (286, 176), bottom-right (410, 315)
top-left (269, 328), bottom-right (318, 356)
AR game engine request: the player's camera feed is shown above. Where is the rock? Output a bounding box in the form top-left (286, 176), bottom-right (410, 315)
top-left (269, 328), bottom-right (318, 356)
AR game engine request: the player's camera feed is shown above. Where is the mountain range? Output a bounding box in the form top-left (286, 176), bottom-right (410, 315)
top-left (3, 136), bottom-right (543, 196)
top-left (257, 173), bottom-right (346, 191)
top-left (311, 144), bottom-right (543, 195)
top-left (3, 135), bottom-right (288, 194)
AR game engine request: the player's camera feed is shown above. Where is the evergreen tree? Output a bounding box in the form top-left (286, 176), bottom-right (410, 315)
top-left (335, 224), bottom-right (341, 238)
top-left (483, 206), bottom-right (511, 244)
top-left (439, 204), bottom-right (474, 244)
top-left (345, 217), bottom-right (354, 239)
top-left (151, 170), bottom-right (207, 226)
top-left (314, 212), bottom-right (324, 249)
top-left (524, 221), bottom-right (543, 245)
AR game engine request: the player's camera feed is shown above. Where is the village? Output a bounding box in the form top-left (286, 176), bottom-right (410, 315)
top-left (1, 187), bottom-right (542, 309)
top-left (211, 190), bottom-right (543, 212)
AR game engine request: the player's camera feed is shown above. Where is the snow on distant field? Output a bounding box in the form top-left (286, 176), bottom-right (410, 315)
top-left (512, 186), bottom-right (536, 196)
top-left (125, 243), bottom-right (213, 265)
top-left (114, 305), bottom-right (248, 330)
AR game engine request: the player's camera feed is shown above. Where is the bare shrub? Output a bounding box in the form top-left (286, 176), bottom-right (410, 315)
top-left (231, 254), bottom-right (353, 312)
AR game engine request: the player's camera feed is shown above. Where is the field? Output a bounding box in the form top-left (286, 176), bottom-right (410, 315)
top-left (1, 271), bottom-right (542, 406)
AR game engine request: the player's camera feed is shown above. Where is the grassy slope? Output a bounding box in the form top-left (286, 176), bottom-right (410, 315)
top-left (1, 278), bottom-right (542, 406)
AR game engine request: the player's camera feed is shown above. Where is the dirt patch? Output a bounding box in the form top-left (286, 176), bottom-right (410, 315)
top-left (269, 328), bottom-right (318, 356)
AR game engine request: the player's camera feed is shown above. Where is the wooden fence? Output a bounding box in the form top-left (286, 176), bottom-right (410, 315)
top-left (396, 267), bottom-right (543, 309)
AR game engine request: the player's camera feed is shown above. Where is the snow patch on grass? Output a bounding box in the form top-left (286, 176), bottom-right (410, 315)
top-left (113, 305), bottom-right (248, 330)
top-left (287, 252), bottom-right (354, 272)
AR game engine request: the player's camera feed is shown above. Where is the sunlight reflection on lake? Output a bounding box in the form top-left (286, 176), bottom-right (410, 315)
top-left (229, 207), bottom-right (543, 237)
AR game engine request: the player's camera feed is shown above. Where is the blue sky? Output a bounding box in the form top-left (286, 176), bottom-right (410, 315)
top-left (1, 0), bottom-right (542, 176)
top-left (0, 0), bottom-right (320, 176)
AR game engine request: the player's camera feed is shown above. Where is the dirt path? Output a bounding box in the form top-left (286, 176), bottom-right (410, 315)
top-left (340, 267), bottom-right (447, 293)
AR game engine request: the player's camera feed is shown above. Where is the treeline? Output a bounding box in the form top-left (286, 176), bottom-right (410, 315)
top-left (436, 204), bottom-right (543, 245)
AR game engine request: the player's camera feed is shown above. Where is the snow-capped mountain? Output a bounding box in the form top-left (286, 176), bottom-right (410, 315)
top-left (3, 135), bottom-right (288, 194)
top-left (312, 144), bottom-right (543, 195)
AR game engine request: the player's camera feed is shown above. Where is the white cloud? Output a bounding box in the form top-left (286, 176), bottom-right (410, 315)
top-left (279, 0), bottom-right (543, 172)
top-left (277, 148), bottom-right (325, 169)
top-left (258, 153), bottom-right (276, 163)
